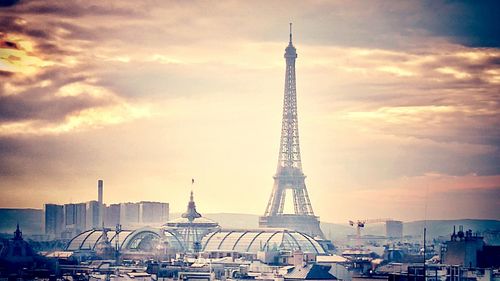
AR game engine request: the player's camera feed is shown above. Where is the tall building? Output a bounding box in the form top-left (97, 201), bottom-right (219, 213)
top-left (44, 204), bottom-right (64, 239)
top-left (64, 203), bottom-right (86, 234)
top-left (103, 201), bottom-right (169, 227)
top-left (86, 200), bottom-right (100, 229)
top-left (139, 201), bottom-right (169, 224)
top-left (259, 24), bottom-right (325, 239)
top-left (75, 203), bottom-right (87, 231)
top-left (120, 202), bottom-right (140, 226)
top-left (386, 220), bottom-right (403, 239)
top-left (104, 203), bottom-right (121, 228)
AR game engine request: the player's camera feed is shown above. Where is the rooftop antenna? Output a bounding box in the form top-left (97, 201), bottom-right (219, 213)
top-left (423, 184), bottom-right (429, 281)
top-left (289, 22), bottom-right (293, 44)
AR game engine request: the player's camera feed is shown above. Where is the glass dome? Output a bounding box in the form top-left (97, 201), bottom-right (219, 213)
top-left (201, 229), bottom-right (325, 254)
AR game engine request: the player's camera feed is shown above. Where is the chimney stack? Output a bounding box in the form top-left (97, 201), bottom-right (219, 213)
top-left (98, 180), bottom-right (103, 204)
top-left (98, 179), bottom-right (103, 226)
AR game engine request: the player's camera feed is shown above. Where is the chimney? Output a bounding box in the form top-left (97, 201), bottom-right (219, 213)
top-left (98, 180), bottom-right (103, 204)
top-left (98, 179), bottom-right (104, 226)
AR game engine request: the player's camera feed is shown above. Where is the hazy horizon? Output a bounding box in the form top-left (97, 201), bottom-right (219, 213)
top-left (0, 0), bottom-right (499, 223)
top-left (1, 207), bottom-right (499, 225)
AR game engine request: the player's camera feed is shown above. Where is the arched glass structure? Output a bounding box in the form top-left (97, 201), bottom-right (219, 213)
top-left (67, 228), bottom-right (325, 255)
top-left (66, 227), bottom-right (184, 252)
top-left (201, 229), bottom-right (325, 254)
top-left (67, 229), bottom-right (132, 251)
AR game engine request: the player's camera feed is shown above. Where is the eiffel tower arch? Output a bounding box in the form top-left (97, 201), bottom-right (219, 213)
top-left (259, 24), bottom-right (325, 239)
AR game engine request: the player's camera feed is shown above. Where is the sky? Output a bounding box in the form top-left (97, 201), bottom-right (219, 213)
top-left (0, 0), bottom-right (499, 223)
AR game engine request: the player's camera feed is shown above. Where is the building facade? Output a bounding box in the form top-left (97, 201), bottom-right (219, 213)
top-left (139, 201), bottom-right (169, 224)
top-left (104, 203), bottom-right (121, 228)
top-left (63, 203), bottom-right (87, 238)
top-left (119, 202), bottom-right (140, 226)
top-left (44, 204), bottom-right (64, 239)
top-left (386, 220), bottom-right (403, 239)
top-left (86, 201), bottom-right (100, 229)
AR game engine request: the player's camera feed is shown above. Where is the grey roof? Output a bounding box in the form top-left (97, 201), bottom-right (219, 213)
top-left (285, 264), bottom-right (337, 280)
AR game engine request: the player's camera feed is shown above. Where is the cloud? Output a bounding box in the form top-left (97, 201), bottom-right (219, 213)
top-left (0, 67), bottom-right (151, 135)
top-left (0, 39), bottom-right (19, 50)
top-left (0, 83), bottom-right (112, 122)
top-left (0, 0), bottom-right (498, 221)
top-left (0, 70), bottom-right (14, 77)
top-left (0, 0), bottom-right (18, 7)
top-left (0, 29), bottom-right (151, 135)
top-left (1, 0), bottom-right (143, 17)
top-left (418, 0), bottom-right (500, 47)
top-left (0, 15), bottom-right (52, 41)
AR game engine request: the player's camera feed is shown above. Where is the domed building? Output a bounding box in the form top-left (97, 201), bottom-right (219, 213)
top-left (0, 224), bottom-right (38, 272)
top-left (164, 191), bottom-right (220, 252)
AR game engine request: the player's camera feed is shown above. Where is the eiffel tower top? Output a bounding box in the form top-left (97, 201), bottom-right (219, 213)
top-left (277, 22), bottom-right (301, 172)
top-left (285, 23), bottom-right (297, 59)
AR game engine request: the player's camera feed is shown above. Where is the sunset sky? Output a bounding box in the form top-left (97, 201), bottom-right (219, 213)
top-left (0, 0), bottom-right (499, 223)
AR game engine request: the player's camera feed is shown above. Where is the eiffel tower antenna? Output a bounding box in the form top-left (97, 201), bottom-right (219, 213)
top-left (259, 24), bottom-right (325, 239)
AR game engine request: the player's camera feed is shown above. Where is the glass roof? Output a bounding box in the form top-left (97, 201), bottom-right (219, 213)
top-left (67, 228), bottom-right (325, 254)
top-left (232, 231), bottom-right (262, 252)
top-left (67, 229), bottom-right (93, 251)
top-left (66, 228), bottom-right (185, 252)
top-left (201, 229), bottom-right (325, 254)
top-left (163, 229), bottom-right (185, 250)
top-left (81, 231), bottom-right (103, 250)
top-left (110, 230), bottom-right (133, 248)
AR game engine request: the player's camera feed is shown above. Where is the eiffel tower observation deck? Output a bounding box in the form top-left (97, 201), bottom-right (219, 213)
top-left (259, 24), bottom-right (325, 239)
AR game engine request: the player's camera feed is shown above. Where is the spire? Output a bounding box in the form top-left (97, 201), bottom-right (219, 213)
top-left (285, 23), bottom-right (297, 58)
top-left (182, 190), bottom-right (202, 223)
top-left (102, 224), bottom-right (109, 243)
top-left (14, 222), bottom-right (22, 240)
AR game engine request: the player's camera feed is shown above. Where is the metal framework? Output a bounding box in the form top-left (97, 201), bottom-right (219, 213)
top-left (260, 24), bottom-right (324, 239)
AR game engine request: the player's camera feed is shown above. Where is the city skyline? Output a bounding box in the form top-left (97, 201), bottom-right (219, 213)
top-left (0, 1), bottom-right (499, 223)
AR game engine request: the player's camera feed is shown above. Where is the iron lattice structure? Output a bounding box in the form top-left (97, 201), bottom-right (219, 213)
top-left (260, 24), bottom-right (325, 239)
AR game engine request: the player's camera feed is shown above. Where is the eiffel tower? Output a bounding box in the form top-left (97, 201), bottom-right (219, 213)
top-left (259, 24), bottom-right (325, 239)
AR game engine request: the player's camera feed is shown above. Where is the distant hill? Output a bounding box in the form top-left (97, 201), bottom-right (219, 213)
top-left (174, 212), bottom-right (499, 241)
top-left (403, 219), bottom-right (500, 239)
top-left (0, 208), bottom-right (43, 234)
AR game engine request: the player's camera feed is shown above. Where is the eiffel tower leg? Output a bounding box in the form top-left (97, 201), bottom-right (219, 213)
top-left (278, 187), bottom-right (286, 215)
top-left (293, 189), bottom-right (301, 214)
